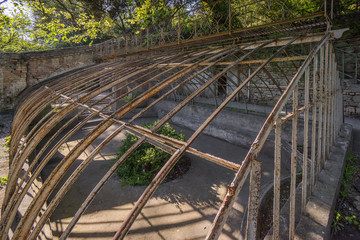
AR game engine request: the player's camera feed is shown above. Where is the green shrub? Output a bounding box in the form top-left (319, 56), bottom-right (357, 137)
top-left (115, 121), bottom-right (186, 185)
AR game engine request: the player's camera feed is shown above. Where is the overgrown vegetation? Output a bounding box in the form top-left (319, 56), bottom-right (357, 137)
top-left (3, 0), bottom-right (357, 52)
top-left (115, 121), bottom-right (187, 186)
top-left (332, 152), bottom-right (360, 235)
top-left (2, 136), bottom-right (10, 152)
top-left (0, 176), bottom-right (8, 187)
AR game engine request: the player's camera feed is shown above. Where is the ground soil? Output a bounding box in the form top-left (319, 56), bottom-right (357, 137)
top-left (330, 128), bottom-right (360, 239)
top-left (257, 175), bottom-right (302, 239)
top-left (164, 156), bottom-right (191, 183)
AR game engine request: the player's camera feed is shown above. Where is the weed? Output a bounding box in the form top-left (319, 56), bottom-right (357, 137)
top-left (124, 93), bottom-right (137, 103)
top-left (2, 136), bottom-right (11, 152)
top-left (332, 153), bottom-right (360, 233)
top-left (0, 176), bottom-right (8, 187)
top-left (333, 210), bottom-right (360, 232)
top-left (339, 153), bottom-right (358, 198)
top-left (333, 210), bottom-right (345, 232)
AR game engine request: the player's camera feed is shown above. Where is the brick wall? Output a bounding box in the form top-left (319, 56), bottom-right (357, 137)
top-left (0, 46), bottom-right (95, 110)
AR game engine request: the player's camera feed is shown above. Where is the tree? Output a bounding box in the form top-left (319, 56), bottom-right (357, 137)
top-left (0, 2), bottom-right (46, 52)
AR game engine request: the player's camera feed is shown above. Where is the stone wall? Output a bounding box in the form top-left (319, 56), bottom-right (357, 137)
top-left (343, 78), bottom-right (360, 116)
top-left (335, 36), bottom-right (360, 117)
top-left (0, 46), bottom-right (95, 110)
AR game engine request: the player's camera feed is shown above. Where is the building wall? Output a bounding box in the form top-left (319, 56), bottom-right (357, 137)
top-left (0, 46), bottom-right (95, 110)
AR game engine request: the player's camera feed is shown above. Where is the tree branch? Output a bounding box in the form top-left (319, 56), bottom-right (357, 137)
top-left (54, 0), bottom-right (79, 27)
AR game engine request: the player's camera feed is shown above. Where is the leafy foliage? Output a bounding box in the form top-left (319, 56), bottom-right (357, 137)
top-left (332, 153), bottom-right (360, 233)
top-left (1, 0), bottom-right (359, 52)
top-left (340, 153), bottom-right (358, 198)
top-left (332, 0), bottom-right (360, 35)
top-left (2, 136), bottom-right (10, 152)
top-left (333, 210), bottom-right (360, 232)
top-left (115, 121), bottom-right (186, 186)
top-left (0, 176), bottom-right (8, 187)
top-left (0, 3), bottom-right (46, 52)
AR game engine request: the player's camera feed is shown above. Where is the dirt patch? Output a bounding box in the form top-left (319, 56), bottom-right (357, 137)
top-left (331, 152), bottom-right (360, 239)
top-left (164, 155), bottom-right (191, 183)
top-left (258, 175), bottom-right (302, 239)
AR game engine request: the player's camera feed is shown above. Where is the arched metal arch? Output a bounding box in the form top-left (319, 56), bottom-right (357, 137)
top-left (1, 31), bottom-right (343, 240)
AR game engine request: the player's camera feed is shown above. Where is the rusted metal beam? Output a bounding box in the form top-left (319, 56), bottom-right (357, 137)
top-left (206, 33), bottom-right (329, 240)
top-left (2, 29), bottom-right (342, 240)
top-left (289, 85), bottom-right (298, 239)
top-left (205, 36), bottom-right (301, 240)
top-left (302, 67), bottom-right (310, 213)
top-left (273, 117), bottom-right (282, 239)
top-left (245, 159), bottom-right (262, 240)
top-left (310, 54), bottom-right (318, 194)
top-left (156, 56), bottom-right (307, 67)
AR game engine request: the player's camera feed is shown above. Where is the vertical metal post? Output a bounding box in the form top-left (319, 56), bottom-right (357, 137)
top-left (147, 27), bottom-right (150, 49)
top-left (251, 11), bottom-right (253, 27)
top-left (324, 43), bottom-right (330, 158)
top-left (248, 67), bottom-right (251, 102)
top-left (160, 28), bottom-right (164, 44)
top-left (310, 55), bottom-right (318, 194)
top-left (118, 38), bottom-right (121, 54)
top-left (273, 117), bottom-right (282, 240)
top-left (125, 34), bottom-right (128, 53)
top-left (111, 40), bottom-right (115, 55)
top-left (178, 12), bottom-right (181, 44)
top-left (105, 41), bottom-right (109, 57)
top-left (135, 34), bottom-right (138, 49)
top-left (228, 0), bottom-right (232, 34)
top-left (356, 55), bottom-right (358, 83)
top-left (324, 0), bottom-right (327, 16)
top-left (342, 51), bottom-right (345, 81)
top-left (302, 67), bottom-right (310, 213)
top-left (334, 57), bottom-right (337, 139)
top-left (194, 20), bottom-right (197, 38)
top-left (245, 159), bottom-right (261, 240)
top-left (244, 6), bottom-right (247, 27)
top-left (331, 0), bottom-right (334, 19)
top-left (322, 42), bottom-right (329, 165)
top-left (289, 85), bottom-right (298, 239)
top-left (327, 46), bottom-right (333, 151)
top-left (331, 52), bottom-right (336, 144)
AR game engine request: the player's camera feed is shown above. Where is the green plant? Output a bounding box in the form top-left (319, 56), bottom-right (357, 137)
top-left (115, 121), bottom-right (186, 185)
top-left (339, 153), bottom-right (358, 198)
top-left (333, 210), bottom-right (345, 231)
top-left (124, 93), bottom-right (137, 103)
top-left (0, 176), bottom-right (8, 187)
top-left (332, 210), bottom-right (360, 232)
top-left (2, 136), bottom-right (10, 152)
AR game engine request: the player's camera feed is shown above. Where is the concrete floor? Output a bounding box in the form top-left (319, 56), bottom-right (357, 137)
top-left (46, 117), bottom-right (289, 240)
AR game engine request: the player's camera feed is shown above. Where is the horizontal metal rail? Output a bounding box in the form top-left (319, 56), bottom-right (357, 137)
top-left (1, 31), bottom-right (344, 240)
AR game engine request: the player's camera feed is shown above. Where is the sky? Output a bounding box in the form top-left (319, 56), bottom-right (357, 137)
top-left (1, 0), bottom-right (15, 16)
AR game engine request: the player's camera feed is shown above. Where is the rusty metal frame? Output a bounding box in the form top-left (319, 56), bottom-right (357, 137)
top-left (1, 29), bottom-right (344, 240)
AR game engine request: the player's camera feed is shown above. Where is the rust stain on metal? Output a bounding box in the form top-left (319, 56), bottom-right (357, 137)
top-left (0, 21), bottom-right (343, 240)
